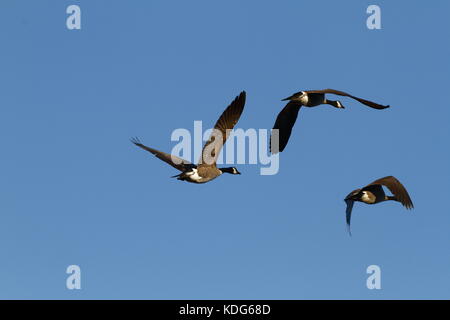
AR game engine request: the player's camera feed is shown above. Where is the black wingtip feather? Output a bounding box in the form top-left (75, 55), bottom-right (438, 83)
top-left (130, 137), bottom-right (141, 145)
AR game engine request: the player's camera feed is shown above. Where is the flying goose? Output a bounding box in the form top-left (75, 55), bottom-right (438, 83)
top-left (344, 176), bottom-right (414, 235)
top-left (131, 91), bottom-right (246, 184)
top-left (270, 89), bottom-right (390, 153)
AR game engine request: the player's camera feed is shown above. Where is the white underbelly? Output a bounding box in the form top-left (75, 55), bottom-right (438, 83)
top-left (186, 169), bottom-right (203, 182)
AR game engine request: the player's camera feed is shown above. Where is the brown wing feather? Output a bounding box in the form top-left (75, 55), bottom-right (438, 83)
top-left (270, 101), bottom-right (302, 153)
top-left (199, 91), bottom-right (246, 167)
top-left (131, 137), bottom-right (193, 172)
top-left (307, 89), bottom-right (389, 110)
top-left (367, 176), bottom-right (414, 209)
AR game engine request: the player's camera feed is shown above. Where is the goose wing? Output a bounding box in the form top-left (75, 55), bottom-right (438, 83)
top-left (131, 137), bottom-right (194, 172)
top-left (345, 199), bottom-right (355, 236)
top-left (270, 101), bottom-right (302, 153)
top-left (198, 91), bottom-right (246, 167)
top-left (308, 89), bottom-right (389, 110)
top-left (367, 176), bottom-right (414, 209)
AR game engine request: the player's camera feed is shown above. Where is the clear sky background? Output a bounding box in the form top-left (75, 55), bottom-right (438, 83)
top-left (1, 0), bottom-right (449, 299)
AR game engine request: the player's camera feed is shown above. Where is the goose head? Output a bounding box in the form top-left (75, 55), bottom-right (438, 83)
top-left (220, 167), bottom-right (241, 175)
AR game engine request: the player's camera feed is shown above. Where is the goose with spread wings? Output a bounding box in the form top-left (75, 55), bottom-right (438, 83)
top-left (131, 91), bottom-right (246, 183)
top-left (270, 89), bottom-right (390, 153)
top-left (344, 176), bottom-right (414, 235)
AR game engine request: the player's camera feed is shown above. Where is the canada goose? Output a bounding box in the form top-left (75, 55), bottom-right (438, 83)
top-left (344, 176), bottom-right (414, 235)
top-left (270, 89), bottom-right (389, 153)
top-left (131, 91), bottom-right (246, 184)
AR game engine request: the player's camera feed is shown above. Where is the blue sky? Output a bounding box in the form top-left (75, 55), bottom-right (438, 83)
top-left (1, 0), bottom-right (449, 299)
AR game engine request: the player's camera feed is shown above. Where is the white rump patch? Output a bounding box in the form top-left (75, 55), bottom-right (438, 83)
top-left (361, 191), bottom-right (375, 204)
top-left (299, 92), bottom-right (309, 104)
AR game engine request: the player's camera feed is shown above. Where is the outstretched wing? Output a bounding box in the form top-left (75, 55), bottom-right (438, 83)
top-left (308, 89), bottom-right (390, 110)
top-left (367, 176), bottom-right (414, 209)
top-left (131, 137), bottom-right (194, 172)
top-left (270, 101), bottom-right (302, 153)
top-left (345, 199), bottom-right (355, 236)
top-left (199, 91), bottom-right (246, 167)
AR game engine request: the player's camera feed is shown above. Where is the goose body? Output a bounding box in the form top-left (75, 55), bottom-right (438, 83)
top-left (284, 91), bottom-right (338, 108)
top-left (344, 176), bottom-right (414, 235)
top-left (171, 166), bottom-right (231, 184)
top-left (131, 91), bottom-right (246, 184)
top-left (271, 89), bottom-right (389, 153)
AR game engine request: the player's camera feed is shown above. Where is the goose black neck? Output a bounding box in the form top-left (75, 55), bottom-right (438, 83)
top-left (220, 167), bottom-right (235, 174)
